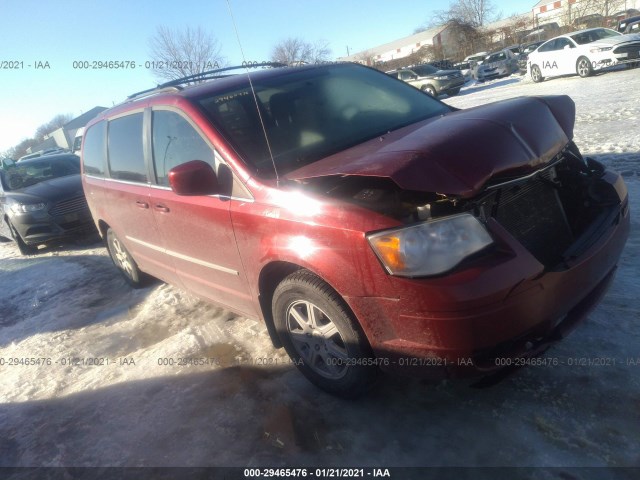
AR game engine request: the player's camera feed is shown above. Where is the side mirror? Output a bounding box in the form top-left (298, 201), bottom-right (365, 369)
top-left (564, 45), bottom-right (572, 50)
top-left (168, 160), bottom-right (219, 196)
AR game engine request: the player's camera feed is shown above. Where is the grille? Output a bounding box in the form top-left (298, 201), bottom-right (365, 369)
top-left (493, 171), bottom-right (574, 266)
top-left (49, 196), bottom-right (89, 216)
top-left (613, 43), bottom-right (640, 55)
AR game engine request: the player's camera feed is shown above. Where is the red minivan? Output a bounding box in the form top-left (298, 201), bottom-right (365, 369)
top-left (82, 63), bottom-right (629, 396)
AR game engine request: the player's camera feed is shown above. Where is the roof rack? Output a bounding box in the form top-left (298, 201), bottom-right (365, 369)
top-left (126, 62), bottom-right (287, 101)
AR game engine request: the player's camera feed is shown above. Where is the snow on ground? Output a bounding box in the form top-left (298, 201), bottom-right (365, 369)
top-left (0, 67), bottom-right (639, 471)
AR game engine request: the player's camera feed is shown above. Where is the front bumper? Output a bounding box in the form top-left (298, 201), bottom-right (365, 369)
top-left (592, 44), bottom-right (640, 70)
top-left (348, 170), bottom-right (630, 380)
top-left (10, 207), bottom-right (96, 246)
top-left (435, 77), bottom-right (465, 93)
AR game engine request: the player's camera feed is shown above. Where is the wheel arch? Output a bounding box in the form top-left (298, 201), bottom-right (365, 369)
top-left (257, 261), bottom-right (368, 350)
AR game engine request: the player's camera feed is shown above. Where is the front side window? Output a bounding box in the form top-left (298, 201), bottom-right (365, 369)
top-left (555, 38), bottom-right (575, 49)
top-left (152, 110), bottom-right (216, 186)
top-left (108, 113), bottom-right (147, 183)
top-left (538, 39), bottom-right (558, 52)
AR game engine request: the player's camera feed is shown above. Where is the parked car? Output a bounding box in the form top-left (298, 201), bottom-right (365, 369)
top-left (453, 61), bottom-right (473, 82)
top-left (0, 158), bottom-right (16, 170)
top-left (82, 63), bottom-right (628, 397)
top-left (618, 14), bottom-right (640, 32)
top-left (463, 51), bottom-right (488, 64)
top-left (518, 40), bottom-right (545, 73)
top-left (528, 28), bottom-right (640, 82)
top-left (573, 14), bottom-right (605, 29)
top-left (474, 48), bottom-right (519, 81)
top-left (624, 19), bottom-right (640, 34)
top-left (522, 22), bottom-right (561, 44)
top-left (387, 64), bottom-right (465, 97)
top-left (18, 151), bottom-right (44, 162)
top-left (0, 154), bottom-right (96, 254)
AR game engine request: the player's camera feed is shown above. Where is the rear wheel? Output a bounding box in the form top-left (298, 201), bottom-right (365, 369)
top-left (106, 228), bottom-right (149, 288)
top-left (8, 220), bottom-right (37, 255)
top-left (273, 270), bottom-right (378, 397)
top-left (577, 57), bottom-right (593, 78)
top-left (531, 65), bottom-right (544, 83)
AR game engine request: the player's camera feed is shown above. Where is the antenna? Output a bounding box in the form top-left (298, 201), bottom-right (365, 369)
top-left (225, 0), bottom-right (281, 186)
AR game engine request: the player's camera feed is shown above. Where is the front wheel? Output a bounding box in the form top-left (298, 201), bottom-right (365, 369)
top-left (531, 65), bottom-right (544, 83)
top-left (422, 85), bottom-right (437, 97)
top-left (106, 228), bottom-right (149, 288)
top-left (577, 57), bottom-right (593, 78)
top-left (273, 270), bottom-right (378, 397)
top-left (447, 87), bottom-right (461, 96)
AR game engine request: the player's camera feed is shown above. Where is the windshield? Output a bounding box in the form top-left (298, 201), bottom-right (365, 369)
top-left (3, 156), bottom-right (79, 190)
top-left (411, 64), bottom-right (439, 76)
top-left (197, 64), bottom-right (451, 177)
top-left (570, 28), bottom-right (621, 45)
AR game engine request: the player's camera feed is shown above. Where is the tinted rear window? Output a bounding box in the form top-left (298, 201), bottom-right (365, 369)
top-left (108, 113), bottom-right (147, 183)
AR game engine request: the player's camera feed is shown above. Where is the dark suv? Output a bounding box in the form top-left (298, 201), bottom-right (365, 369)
top-left (82, 63), bottom-right (629, 397)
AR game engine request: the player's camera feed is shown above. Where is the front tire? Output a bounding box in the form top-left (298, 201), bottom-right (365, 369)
top-left (272, 270), bottom-right (378, 397)
top-left (106, 228), bottom-right (149, 288)
top-left (447, 87), bottom-right (461, 96)
top-left (531, 65), bottom-right (544, 83)
top-left (422, 85), bottom-right (437, 97)
top-left (577, 57), bottom-right (593, 78)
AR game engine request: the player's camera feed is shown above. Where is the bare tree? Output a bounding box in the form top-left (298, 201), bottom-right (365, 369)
top-left (34, 114), bottom-right (73, 141)
top-left (435, 0), bottom-right (499, 27)
top-left (353, 50), bottom-right (377, 66)
top-left (271, 38), bottom-right (332, 65)
top-left (557, 0), bottom-right (625, 27)
top-left (148, 26), bottom-right (226, 82)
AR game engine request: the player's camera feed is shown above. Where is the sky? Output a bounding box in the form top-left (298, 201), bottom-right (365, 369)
top-left (0, 0), bottom-right (537, 153)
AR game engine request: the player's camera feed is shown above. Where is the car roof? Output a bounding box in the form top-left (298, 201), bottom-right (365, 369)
top-left (18, 153), bottom-right (79, 164)
top-left (90, 63), bottom-right (355, 123)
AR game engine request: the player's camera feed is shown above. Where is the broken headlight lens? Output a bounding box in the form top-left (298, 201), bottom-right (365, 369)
top-left (367, 213), bottom-right (493, 277)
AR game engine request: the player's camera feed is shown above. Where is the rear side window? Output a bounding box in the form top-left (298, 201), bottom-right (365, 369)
top-left (151, 110), bottom-right (215, 186)
top-left (108, 113), bottom-right (147, 183)
top-left (82, 122), bottom-right (106, 176)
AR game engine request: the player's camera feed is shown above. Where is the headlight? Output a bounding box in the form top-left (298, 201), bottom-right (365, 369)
top-left (367, 213), bottom-right (493, 277)
top-left (590, 46), bottom-right (612, 53)
top-left (10, 202), bottom-right (46, 214)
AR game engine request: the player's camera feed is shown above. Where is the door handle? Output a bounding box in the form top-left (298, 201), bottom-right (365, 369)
top-left (154, 204), bottom-right (170, 213)
top-left (135, 201), bottom-right (149, 209)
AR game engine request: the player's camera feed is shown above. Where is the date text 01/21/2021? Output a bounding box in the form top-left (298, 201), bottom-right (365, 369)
top-left (244, 468), bottom-right (391, 478)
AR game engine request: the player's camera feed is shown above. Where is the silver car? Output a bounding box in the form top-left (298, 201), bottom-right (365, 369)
top-left (474, 49), bottom-right (519, 82)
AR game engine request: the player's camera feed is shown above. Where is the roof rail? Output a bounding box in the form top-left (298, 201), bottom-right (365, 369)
top-left (125, 62), bottom-right (287, 101)
top-left (126, 86), bottom-right (183, 101)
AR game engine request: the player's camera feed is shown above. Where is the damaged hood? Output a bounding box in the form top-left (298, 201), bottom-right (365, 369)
top-left (286, 95), bottom-right (575, 198)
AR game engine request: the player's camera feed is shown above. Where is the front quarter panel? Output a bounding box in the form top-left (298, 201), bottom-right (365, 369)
top-left (229, 186), bottom-right (400, 315)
